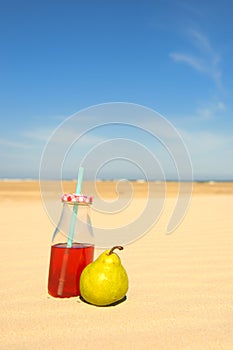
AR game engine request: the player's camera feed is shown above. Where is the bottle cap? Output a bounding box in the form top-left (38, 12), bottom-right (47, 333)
top-left (61, 193), bottom-right (93, 204)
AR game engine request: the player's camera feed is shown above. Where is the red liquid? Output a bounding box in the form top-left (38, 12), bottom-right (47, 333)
top-left (48, 243), bottom-right (94, 298)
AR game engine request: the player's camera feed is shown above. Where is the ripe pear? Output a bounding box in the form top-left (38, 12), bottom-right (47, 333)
top-left (80, 246), bottom-right (129, 306)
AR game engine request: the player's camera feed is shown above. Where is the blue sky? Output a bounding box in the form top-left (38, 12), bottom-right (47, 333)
top-left (0, 0), bottom-right (233, 180)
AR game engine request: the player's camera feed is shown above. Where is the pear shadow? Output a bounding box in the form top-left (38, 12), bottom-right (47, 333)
top-left (79, 295), bottom-right (127, 307)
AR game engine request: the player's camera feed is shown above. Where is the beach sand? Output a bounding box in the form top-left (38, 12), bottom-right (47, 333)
top-left (1, 181), bottom-right (233, 349)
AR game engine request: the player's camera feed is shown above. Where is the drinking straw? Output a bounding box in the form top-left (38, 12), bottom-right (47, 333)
top-left (57, 167), bottom-right (84, 296)
top-left (67, 166), bottom-right (84, 248)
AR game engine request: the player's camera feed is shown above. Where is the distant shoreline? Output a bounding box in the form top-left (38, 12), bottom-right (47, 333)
top-left (0, 178), bottom-right (233, 183)
top-left (1, 179), bottom-right (233, 198)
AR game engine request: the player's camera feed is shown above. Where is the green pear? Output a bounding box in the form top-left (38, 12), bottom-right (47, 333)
top-left (80, 246), bottom-right (129, 306)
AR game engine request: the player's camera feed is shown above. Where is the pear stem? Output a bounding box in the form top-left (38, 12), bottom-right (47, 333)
top-left (107, 246), bottom-right (124, 255)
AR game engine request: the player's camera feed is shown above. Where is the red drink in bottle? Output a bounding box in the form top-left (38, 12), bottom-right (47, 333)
top-left (48, 243), bottom-right (94, 298)
top-left (47, 193), bottom-right (94, 298)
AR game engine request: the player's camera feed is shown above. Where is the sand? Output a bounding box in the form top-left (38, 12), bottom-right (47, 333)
top-left (0, 181), bottom-right (233, 349)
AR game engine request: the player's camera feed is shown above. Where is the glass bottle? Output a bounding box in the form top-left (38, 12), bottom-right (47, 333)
top-left (48, 193), bottom-right (94, 298)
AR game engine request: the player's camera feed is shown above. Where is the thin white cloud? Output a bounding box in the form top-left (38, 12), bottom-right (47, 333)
top-left (178, 128), bottom-right (233, 179)
top-left (189, 29), bottom-right (213, 54)
top-left (180, 129), bottom-right (231, 153)
top-left (196, 100), bottom-right (226, 120)
top-left (170, 28), bottom-right (222, 87)
top-left (169, 52), bottom-right (205, 73)
top-left (177, 1), bottom-right (204, 18)
top-left (170, 98), bottom-right (226, 123)
top-left (23, 128), bottom-right (54, 142)
top-left (0, 138), bottom-right (30, 148)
